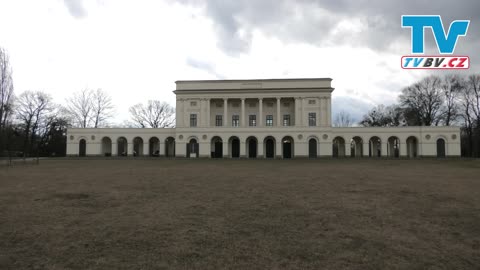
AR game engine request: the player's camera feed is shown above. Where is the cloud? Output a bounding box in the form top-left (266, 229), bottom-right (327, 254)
top-left (332, 95), bottom-right (373, 124)
top-left (63, 0), bottom-right (87, 18)
top-left (177, 0), bottom-right (480, 64)
top-left (186, 57), bottom-right (225, 79)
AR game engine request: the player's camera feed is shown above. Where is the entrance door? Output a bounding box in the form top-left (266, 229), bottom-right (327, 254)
top-left (231, 139), bottom-right (240, 158)
top-left (283, 141), bottom-right (292, 159)
top-left (437, 138), bottom-right (446, 158)
top-left (248, 140), bottom-right (257, 158)
top-left (308, 139), bottom-right (317, 158)
top-left (265, 139), bottom-right (274, 158)
top-left (79, 139), bottom-right (86, 157)
top-left (214, 142), bottom-right (223, 158)
top-left (187, 139), bottom-right (199, 158)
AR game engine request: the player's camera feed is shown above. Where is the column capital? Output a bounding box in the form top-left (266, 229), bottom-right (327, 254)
top-left (223, 98), bottom-right (228, 101)
top-left (258, 97), bottom-right (263, 101)
top-left (276, 97), bottom-right (281, 100)
top-left (241, 98), bottom-right (246, 101)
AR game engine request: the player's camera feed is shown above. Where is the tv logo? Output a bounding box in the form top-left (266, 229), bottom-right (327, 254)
top-left (401, 15), bottom-right (470, 69)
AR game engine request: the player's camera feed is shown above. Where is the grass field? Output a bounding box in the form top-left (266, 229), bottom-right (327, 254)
top-left (1, 159), bottom-right (479, 269)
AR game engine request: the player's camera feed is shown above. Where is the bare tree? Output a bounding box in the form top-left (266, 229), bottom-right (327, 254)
top-left (91, 89), bottom-right (114, 128)
top-left (334, 110), bottom-right (354, 127)
top-left (439, 74), bottom-right (462, 126)
top-left (66, 88), bottom-right (92, 128)
top-left (66, 88), bottom-right (114, 128)
top-left (16, 91), bottom-right (53, 156)
top-left (399, 75), bottom-right (444, 126)
top-left (0, 47), bottom-right (15, 152)
top-left (129, 100), bottom-right (175, 128)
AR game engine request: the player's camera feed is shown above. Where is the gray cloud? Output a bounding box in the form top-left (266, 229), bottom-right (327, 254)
top-left (63, 0), bottom-right (87, 19)
top-left (332, 95), bottom-right (373, 124)
top-left (177, 0), bottom-right (480, 67)
top-left (186, 57), bottom-right (225, 79)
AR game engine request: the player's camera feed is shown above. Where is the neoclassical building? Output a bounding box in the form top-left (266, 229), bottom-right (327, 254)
top-left (66, 78), bottom-right (461, 158)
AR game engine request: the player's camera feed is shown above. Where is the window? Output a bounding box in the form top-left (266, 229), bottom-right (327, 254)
top-left (283, 102), bottom-right (290, 107)
top-left (266, 115), bottom-right (273, 126)
top-left (190, 101), bottom-right (197, 107)
top-left (190, 114), bottom-right (197, 127)
top-left (232, 115), bottom-right (240, 127)
top-left (308, 112), bottom-right (316, 126)
top-left (283, 114), bottom-right (291, 126)
top-left (215, 115), bottom-right (223, 126)
top-left (249, 103), bottom-right (256, 108)
top-left (308, 99), bottom-right (316, 105)
top-left (249, 115), bottom-right (256, 126)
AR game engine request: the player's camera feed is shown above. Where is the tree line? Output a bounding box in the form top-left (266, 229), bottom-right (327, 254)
top-left (0, 47), bottom-right (175, 158)
top-left (358, 74), bottom-right (480, 157)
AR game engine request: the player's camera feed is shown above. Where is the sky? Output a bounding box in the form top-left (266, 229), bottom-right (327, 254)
top-left (0, 0), bottom-right (478, 124)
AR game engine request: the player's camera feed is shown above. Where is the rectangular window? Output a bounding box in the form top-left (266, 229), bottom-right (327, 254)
top-left (232, 115), bottom-right (240, 127)
top-left (190, 101), bottom-right (197, 107)
top-left (266, 115), bottom-right (273, 126)
top-left (215, 115), bottom-right (223, 127)
top-left (190, 114), bottom-right (197, 127)
top-left (308, 99), bottom-right (316, 105)
top-left (249, 115), bottom-right (256, 126)
top-left (283, 114), bottom-right (291, 126)
top-left (308, 112), bottom-right (316, 126)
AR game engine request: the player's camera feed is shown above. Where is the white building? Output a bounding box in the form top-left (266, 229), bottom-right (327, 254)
top-left (66, 78), bottom-right (461, 158)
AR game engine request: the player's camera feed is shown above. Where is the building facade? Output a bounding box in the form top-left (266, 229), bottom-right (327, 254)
top-left (66, 78), bottom-right (461, 158)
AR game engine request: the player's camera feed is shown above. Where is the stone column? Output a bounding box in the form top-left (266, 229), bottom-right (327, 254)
top-left (143, 143), bottom-right (149, 156)
top-left (321, 97), bottom-right (327, 127)
top-left (276, 140), bottom-right (282, 158)
top-left (112, 143), bottom-right (118, 156)
top-left (381, 142), bottom-right (388, 157)
top-left (400, 141), bottom-right (407, 157)
top-left (183, 99), bottom-right (187, 128)
top-left (276, 97), bottom-right (281, 127)
top-left (158, 140), bottom-right (166, 156)
top-left (128, 141), bottom-right (134, 156)
top-left (240, 141), bottom-right (246, 158)
top-left (294, 97), bottom-right (300, 126)
top-left (241, 98), bottom-right (245, 127)
top-left (177, 98), bottom-right (183, 127)
top-left (223, 98), bottom-right (228, 127)
top-left (206, 98), bottom-right (211, 127)
top-left (223, 141), bottom-right (229, 158)
top-left (301, 98), bottom-right (306, 126)
top-left (327, 97), bottom-right (331, 126)
top-left (259, 98), bottom-right (263, 127)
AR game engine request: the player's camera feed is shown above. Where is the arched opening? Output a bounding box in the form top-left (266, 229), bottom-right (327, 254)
top-left (388, 136), bottom-right (400, 158)
top-left (117, 137), bottom-right (128, 156)
top-left (229, 136), bottom-right (240, 158)
top-left (264, 136), bottom-right (275, 158)
top-left (149, 137), bottom-right (160, 156)
top-left (406, 136), bottom-right (418, 158)
top-left (187, 138), bottom-right (199, 158)
top-left (437, 138), bottom-right (446, 158)
top-left (133, 137), bottom-right (144, 156)
top-left (282, 136), bottom-right (294, 159)
top-left (165, 137), bottom-right (175, 157)
top-left (211, 136), bottom-right (223, 158)
top-left (332, 136), bottom-right (346, 157)
top-left (79, 139), bottom-right (86, 157)
top-left (308, 138), bottom-right (318, 158)
top-left (369, 136), bottom-right (381, 157)
top-left (350, 136), bottom-right (363, 157)
top-left (101, 137), bottom-right (112, 156)
top-left (246, 136), bottom-right (258, 158)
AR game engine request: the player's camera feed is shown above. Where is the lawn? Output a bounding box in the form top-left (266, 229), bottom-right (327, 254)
top-left (1, 159), bottom-right (479, 269)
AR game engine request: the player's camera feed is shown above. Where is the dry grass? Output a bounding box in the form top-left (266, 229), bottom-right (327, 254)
top-left (1, 159), bottom-right (479, 269)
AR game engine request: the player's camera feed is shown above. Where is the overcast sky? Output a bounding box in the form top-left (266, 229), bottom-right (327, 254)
top-left (0, 0), bottom-right (478, 123)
